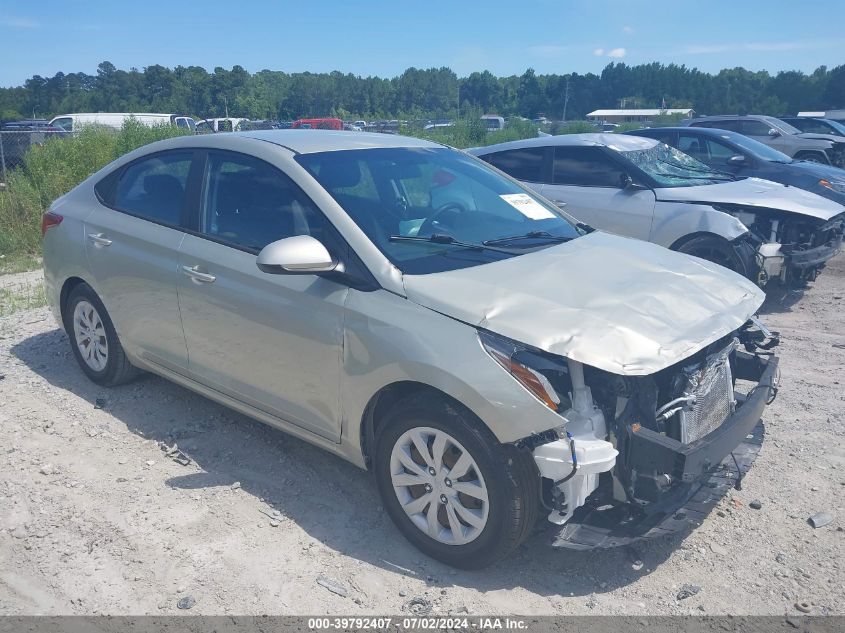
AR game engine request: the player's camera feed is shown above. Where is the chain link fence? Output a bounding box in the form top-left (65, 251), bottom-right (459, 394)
top-left (0, 130), bottom-right (68, 184)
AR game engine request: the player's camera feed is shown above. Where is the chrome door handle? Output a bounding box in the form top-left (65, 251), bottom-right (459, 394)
top-left (551, 200), bottom-right (567, 208)
top-left (88, 233), bottom-right (112, 247)
top-left (182, 265), bottom-right (216, 283)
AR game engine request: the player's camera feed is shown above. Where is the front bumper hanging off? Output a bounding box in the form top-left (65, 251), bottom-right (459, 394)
top-left (550, 353), bottom-right (779, 550)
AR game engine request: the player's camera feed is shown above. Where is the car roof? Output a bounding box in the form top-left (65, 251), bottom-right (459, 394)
top-left (631, 127), bottom-right (739, 137)
top-left (468, 133), bottom-right (658, 154)
top-left (237, 129), bottom-right (441, 154)
top-left (692, 114), bottom-right (780, 123)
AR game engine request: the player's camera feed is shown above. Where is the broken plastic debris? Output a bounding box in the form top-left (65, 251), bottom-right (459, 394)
top-left (807, 512), bottom-right (833, 528)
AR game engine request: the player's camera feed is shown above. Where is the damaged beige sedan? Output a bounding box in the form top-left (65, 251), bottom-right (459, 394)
top-left (43, 131), bottom-right (780, 568)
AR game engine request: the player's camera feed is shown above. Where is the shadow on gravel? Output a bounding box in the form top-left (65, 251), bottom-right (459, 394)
top-left (13, 328), bottom-right (684, 598)
top-left (758, 283), bottom-right (808, 315)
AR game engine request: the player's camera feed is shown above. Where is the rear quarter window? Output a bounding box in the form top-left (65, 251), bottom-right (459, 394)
top-left (100, 151), bottom-right (193, 226)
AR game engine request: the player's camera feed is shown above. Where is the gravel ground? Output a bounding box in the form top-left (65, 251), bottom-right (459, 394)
top-left (0, 256), bottom-right (843, 616)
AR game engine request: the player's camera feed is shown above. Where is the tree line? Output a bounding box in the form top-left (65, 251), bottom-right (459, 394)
top-left (2, 60), bottom-right (844, 123)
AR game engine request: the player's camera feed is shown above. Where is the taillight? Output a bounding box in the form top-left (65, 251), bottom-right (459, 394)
top-left (41, 211), bottom-right (63, 236)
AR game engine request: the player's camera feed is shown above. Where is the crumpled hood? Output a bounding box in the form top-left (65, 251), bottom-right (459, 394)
top-left (402, 232), bottom-right (764, 376)
top-left (655, 177), bottom-right (844, 221)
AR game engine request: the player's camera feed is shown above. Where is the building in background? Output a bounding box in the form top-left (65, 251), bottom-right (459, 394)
top-left (587, 108), bottom-right (695, 124)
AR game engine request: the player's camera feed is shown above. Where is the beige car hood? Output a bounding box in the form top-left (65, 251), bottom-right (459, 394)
top-left (402, 232), bottom-right (765, 376)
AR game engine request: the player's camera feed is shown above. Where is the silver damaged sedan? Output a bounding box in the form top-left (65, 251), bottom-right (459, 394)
top-left (42, 130), bottom-right (780, 568)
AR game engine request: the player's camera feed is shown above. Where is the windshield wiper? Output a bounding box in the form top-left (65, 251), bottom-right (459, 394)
top-left (483, 230), bottom-right (574, 247)
top-left (656, 158), bottom-right (736, 180)
top-left (388, 233), bottom-right (517, 255)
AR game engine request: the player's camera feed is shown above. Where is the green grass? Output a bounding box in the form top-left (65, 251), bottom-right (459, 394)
top-left (0, 119), bottom-right (190, 260)
top-left (402, 117), bottom-right (539, 149)
top-left (0, 252), bottom-right (41, 274)
top-left (0, 279), bottom-right (46, 317)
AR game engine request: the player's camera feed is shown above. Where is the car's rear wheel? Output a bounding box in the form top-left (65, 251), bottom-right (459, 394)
top-left (675, 235), bottom-right (745, 275)
top-left (374, 394), bottom-right (539, 569)
top-left (65, 283), bottom-right (140, 386)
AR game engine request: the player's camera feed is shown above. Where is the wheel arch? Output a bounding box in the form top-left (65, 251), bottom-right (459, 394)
top-left (669, 230), bottom-right (733, 252)
top-left (59, 276), bottom-right (91, 330)
top-left (794, 150), bottom-right (831, 164)
top-left (359, 381), bottom-right (485, 470)
top-left (650, 202), bottom-right (749, 248)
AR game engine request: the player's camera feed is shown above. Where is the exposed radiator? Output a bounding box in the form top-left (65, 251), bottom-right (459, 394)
top-left (679, 340), bottom-right (737, 444)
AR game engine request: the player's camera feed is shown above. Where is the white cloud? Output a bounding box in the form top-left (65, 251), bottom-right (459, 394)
top-left (527, 44), bottom-right (569, 58)
top-left (622, 25), bottom-right (634, 35)
top-left (0, 16), bottom-right (40, 29)
top-left (607, 48), bottom-right (627, 58)
top-left (593, 48), bottom-right (605, 56)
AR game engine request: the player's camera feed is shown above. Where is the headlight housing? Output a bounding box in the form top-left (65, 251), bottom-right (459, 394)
top-left (819, 178), bottom-right (845, 193)
top-left (478, 330), bottom-right (571, 411)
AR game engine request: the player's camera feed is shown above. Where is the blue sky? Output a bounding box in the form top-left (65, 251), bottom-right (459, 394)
top-left (2, 0), bottom-right (843, 87)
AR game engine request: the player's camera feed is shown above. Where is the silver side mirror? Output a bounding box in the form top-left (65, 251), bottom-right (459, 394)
top-left (728, 154), bottom-right (746, 163)
top-left (767, 128), bottom-right (781, 137)
top-left (256, 235), bottom-right (339, 275)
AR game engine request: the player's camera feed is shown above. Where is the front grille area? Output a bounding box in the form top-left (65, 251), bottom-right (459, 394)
top-left (678, 342), bottom-right (736, 444)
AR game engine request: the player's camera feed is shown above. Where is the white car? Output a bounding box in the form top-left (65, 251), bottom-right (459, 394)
top-left (469, 134), bottom-right (844, 285)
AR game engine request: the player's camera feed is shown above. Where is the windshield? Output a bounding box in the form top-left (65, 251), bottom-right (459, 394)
top-left (620, 143), bottom-right (732, 187)
top-left (717, 130), bottom-right (793, 163)
top-left (820, 119), bottom-right (845, 135)
top-left (296, 147), bottom-right (581, 274)
top-left (774, 119), bottom-right (802, 135)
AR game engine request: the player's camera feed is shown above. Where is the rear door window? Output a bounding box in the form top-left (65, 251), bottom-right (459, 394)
top-left (482, 147), bottom-right (547, 182)
top-left (553, 146), bottom-right (625, 187)
top-left (111, 151), bottom-right (193, 226)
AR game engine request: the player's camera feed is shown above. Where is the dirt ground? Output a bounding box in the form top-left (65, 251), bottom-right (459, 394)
top-left (0, 255), bottom-right (843, 617)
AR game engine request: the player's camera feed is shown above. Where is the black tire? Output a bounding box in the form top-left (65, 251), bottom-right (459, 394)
top-left (675, 234), bottom-right (747, 276)
top-left (64, 283), bottom-right (141, 386)
top-left (794, 151), bottom-right (829, 164)
top-left (374, 393), bottom-right (540, 569)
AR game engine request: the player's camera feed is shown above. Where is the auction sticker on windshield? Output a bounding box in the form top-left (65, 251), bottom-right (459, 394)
top-left (499, 193), bottom-right (557, 220)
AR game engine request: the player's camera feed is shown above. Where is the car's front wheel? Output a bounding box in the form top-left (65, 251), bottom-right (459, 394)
top-left (374, 394), bottom-right (539, 569)
top-left (675, 234), bottom-right (747, 276)
top-left (64, 283), bottom-right (140, 386)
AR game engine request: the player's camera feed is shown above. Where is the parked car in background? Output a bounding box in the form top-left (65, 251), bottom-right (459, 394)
top-left (626, 126), bottom-right (845, 206)
top-left (682, 115), bottom-right (845, 167)
top-left (469, 134), bottom-right (844, 286)
top-left (292, 118), bottom-right (343, 130)
top-left (797, 110), bottom-right (845, 125)
top-left (1, 118), bottom-right (62, 132)
top-left (423, 120), bottom-right (454, 131)
top-left (49, 113), bottom-right (195, 133)
top-left (481, 115), bottom-right (505, 131)
top-left (42, 130), bottom-right (779, 567)
top-left (195, 118), bottom-right (249, 133)
top-left (779, 116), bottom-right (845, 138)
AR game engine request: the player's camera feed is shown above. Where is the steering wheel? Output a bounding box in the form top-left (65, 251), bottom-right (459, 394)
top-left (418, 202), bottom-right (466, 236)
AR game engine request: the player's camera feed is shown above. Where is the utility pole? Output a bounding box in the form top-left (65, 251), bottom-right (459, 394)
top-left (562, 77), bottom-right (570, 122)
top-left (224, 96), bottom-right (229, 119)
